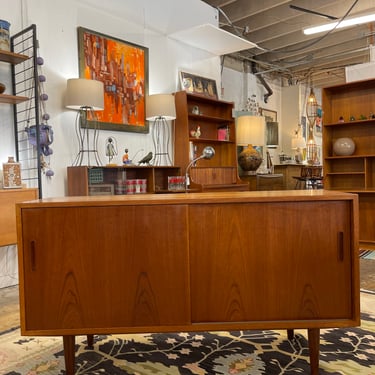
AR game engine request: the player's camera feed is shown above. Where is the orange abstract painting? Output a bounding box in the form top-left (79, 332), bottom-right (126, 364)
top-left (78, 27), bottom-right (149, 133)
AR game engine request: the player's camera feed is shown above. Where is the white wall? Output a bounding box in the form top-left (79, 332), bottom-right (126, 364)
top-left (0, 0), bottom-right (227, 288)
top-left (0, 0), bottom-right (220, 199)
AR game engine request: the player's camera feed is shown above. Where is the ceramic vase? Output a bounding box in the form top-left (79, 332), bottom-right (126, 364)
top-left (333, 137), bottom-right (355, 156)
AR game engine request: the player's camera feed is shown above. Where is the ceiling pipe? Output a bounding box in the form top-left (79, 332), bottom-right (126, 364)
top-left (251, 61), bottom-right (273, 103)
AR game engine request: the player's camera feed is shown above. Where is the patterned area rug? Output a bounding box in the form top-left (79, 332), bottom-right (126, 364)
top-left (360, 250), bottom-right (375, 260)
top-left (1, 312), bottom-right (375, 375)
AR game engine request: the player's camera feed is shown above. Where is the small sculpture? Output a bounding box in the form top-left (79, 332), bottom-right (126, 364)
top-left (190, 125), bottom-right (201, 138)
top-left (138, 151), bottom-right (153, 165)
top-left (105, 137), bottom-right (118, 164)
top-left (122, 148), bottom-right (131, 164)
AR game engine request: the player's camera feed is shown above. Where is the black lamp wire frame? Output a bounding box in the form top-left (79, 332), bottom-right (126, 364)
top-left (72, 106), bottom-right (102, 167)
top-left (151, 116), bottom-right (173, 166)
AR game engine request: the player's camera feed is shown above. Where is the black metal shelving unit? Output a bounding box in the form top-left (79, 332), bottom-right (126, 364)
top-left (11, 24), bottom-right (42, 198)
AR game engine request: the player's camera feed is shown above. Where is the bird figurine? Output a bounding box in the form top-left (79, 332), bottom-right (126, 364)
top-left (138, 151), bottom-right (153, 165)
top-left (190, 125), bottom-right (201, 138)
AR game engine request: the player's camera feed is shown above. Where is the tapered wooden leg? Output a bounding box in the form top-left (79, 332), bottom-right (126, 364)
top-left (287, 329), bottom-right (294, 340)
top-left (63, 335), bottom-right (76, 375)
top-left (308, 328), bottom-right (320, 375)
top-left (87, 334), bottom-right (94, 348)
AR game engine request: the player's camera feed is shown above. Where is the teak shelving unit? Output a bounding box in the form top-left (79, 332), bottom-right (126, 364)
top-left (174, 90), bottom-right (247, 191)
top-left (322, 78), bottom-right (375, 249)
top-left (67, 165), bottom-right (181, 196)
top-left (0, 50), bottom-right (29, 104)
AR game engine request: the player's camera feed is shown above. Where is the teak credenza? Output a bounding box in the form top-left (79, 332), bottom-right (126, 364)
top-left (16, 190), bottom-right (360, 375)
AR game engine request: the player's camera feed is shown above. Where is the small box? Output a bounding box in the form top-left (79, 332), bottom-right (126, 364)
top-left (217, 126), bottom-right (229, 141)
top-left (88, 184), bottom-right (114, 196)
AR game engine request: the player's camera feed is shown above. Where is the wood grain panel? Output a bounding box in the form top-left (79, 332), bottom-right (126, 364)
top-left (20, 205), bottom-right (190, 331)
top-left (189, 201), bottom-right (353, 322)
top-left (0, 188), bottom-right (38, 246)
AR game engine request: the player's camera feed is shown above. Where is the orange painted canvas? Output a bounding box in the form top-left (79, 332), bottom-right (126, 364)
top-left (78, 27), bottom-right (149, 133)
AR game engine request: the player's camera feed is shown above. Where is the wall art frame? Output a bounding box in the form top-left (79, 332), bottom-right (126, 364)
top-left (78, 27), bottom-right (149, 133)
top-left (179, 71), bottom-right (218, 99)
top-left (314, 116), bottom-right (322, 137)
top-left (260, 108), bottom-right (279, 147)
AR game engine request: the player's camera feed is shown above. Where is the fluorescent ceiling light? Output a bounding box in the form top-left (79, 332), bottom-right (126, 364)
top-left (304, 14), bottom-right (375, 35)
top-left (169, 23), bottom-right (258, 55)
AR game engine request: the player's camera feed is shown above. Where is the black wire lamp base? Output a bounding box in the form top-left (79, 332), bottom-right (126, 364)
top-left (72, 108), bottom-right (102, 167)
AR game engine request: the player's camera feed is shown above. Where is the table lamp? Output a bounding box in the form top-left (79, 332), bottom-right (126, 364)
top-left (65, 78), bottom-right (104, 166)
top-left (291, 135), bottom-right (306, 163)
top-left (236, 115), bottom-right (265, 174)
top-left (146, 94), bottom-right (176, 166)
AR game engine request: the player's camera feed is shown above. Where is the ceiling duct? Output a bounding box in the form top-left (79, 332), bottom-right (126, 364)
top-left (251, 62), bottom-right (273, 103)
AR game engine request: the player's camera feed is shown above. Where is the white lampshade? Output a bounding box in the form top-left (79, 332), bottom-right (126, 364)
top-left (236, 115), bottom-right (265, 146)
top-left (65, 78), bottom-right (104, 110)
top-left (146, 94), bottom-right (176, 121)
top-left (291, 136), bottom-right (307, 149)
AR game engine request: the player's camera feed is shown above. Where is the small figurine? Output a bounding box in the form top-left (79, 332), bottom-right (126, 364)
top-left (190, 125), bottom-right (201, 138)
top-left (338, 116), bottom-right (344, 123)
top-left (123, 148), bottom-right (131, 164)
top-left (138, 151), bottom-right (153, 165)
top-left (349, 115), bottom-right (355, 121)
top-left (105, 137), bottom-right (118, 165)
top-left (192, 105), bottom-right (200, 115)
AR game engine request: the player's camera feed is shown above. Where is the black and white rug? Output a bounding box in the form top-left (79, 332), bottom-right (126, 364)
top-left (1, 312), bottom-right (375, 374)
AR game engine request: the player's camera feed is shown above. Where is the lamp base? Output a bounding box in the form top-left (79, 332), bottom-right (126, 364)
top-left (73, 108), bottom-right (102, 167)
top-left (238, 144), bottom-right (263, 173)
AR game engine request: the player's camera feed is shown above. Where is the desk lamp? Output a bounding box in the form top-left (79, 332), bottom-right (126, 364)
top-left (185, 146), bottom-right (215, 189)
top-left (65, 78), bottom-right (104, 166)
top-left (146, 94), bottom-right (176, 166)
top-left (236, 115), bottom-right (265, 174)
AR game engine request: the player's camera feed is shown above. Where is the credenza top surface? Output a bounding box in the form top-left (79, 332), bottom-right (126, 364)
top-left (16, 190), bottom-right (357, 209)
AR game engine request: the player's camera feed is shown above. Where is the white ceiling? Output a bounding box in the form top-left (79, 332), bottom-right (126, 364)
top-left (201, 0), bottom-right (375, 87)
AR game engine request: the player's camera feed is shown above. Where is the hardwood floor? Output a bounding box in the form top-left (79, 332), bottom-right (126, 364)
top-left (0, 284), bottom-right (19, 331)
top-left (360, 259), bottom-right (375, 293)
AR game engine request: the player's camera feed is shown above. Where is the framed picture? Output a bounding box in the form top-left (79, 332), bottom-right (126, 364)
top-left (260, 108), bottom-right (278, 147)
top-left (260, 108), bottom-right (277, 122)
top-left (179, 71), bottom-right (218, 99)
top-left (78, 27), bottom-right (149, 133)
top-left (314, 116), bottom-right (322, 137)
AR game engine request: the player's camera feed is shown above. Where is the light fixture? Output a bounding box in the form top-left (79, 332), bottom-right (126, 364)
top-left (146, 94), bottom-right (176, 166)
top-left (303, 13), bottom-right (375, 35)
top-left (306, 88), bottom-right (319, 165)
top-left (185, 146), bottom-right (215, 190)
top-left (65, 78), bottom-right (104, 166)
top-left (169, 24), bottom-right (258, 55)
top-left (236, 115), bottom-right (265, 174)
